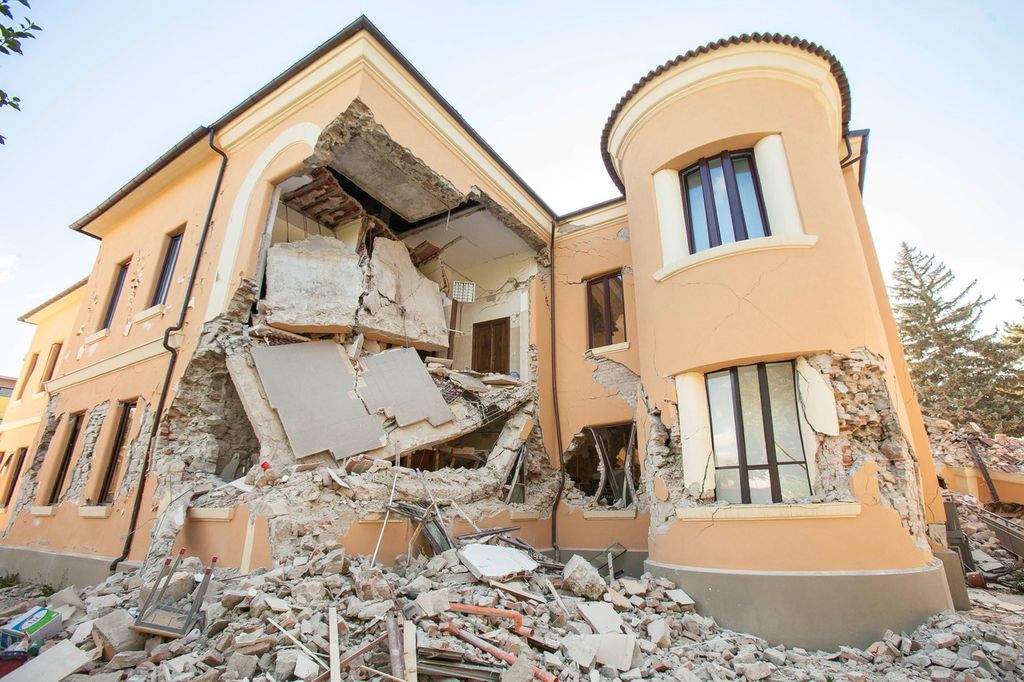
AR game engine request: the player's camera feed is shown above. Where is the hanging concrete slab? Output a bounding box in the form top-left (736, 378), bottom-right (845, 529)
top-left (264, 237), bottom-right (363, 334)
top-left (357, 347), bottom-right (454, 428)
top-left (251, 341), bottom-right (386, 460)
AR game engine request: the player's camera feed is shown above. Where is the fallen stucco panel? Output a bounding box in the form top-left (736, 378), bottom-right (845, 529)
top-left (251, 340), bottom-right (387, 460)
top-left (357, 347), bottom-right (453, 427)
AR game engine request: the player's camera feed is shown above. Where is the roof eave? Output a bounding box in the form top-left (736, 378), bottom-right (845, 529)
top-left (68, 15), bottom-right (555, 237)
top-left (599, 32), bottom-right (853, 194)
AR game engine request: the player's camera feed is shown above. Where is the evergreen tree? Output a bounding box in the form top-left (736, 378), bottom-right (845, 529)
top-left (1003, 293), bottom-right (1024, 359)
top-left (890, 243), bottom-right (1024, 435)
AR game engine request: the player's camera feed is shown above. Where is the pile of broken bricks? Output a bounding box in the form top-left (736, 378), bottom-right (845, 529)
top-left (926, 418), bottom-right (1024, 475)
top-left (2, 537), bottom-right (1024, 682)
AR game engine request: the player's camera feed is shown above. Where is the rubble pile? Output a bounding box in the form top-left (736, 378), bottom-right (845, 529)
top-left (927, 419), bottom-right (1024, 474)
top-left (3, 542), bottom-right (1024, 681)
top-left (945, 491), bottom-right (1021, 571)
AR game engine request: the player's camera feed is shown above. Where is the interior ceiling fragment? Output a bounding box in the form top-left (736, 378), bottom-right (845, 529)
top-left (279, 167), bottom-right (364, 228)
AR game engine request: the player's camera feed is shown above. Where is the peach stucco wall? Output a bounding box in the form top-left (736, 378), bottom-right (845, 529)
top-left (609, 57), bottom-right (937, 571)
top-left (1, 30), bottom-right (945, 579)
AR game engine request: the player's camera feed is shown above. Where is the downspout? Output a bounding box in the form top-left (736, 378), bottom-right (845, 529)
top-left (548, 219), bottom-right (566, 561)
top-left (110, 128), bottom-right (228, 573)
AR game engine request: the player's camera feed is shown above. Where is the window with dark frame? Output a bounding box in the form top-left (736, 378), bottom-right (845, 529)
top-left (37, 342), bottom-right (62, 392)
top-left (151, 232), bottom-right (183, 307)
top-left (14, 352), bottom-right (38, 400)
top-left (681, 149), bottom-right (770, 255)
top-left (706, 361), bottom-right (811, 504)
top-left (97, 401), bottom-right (137, 505)
top-left (47, 412), bottom-right (84, 505)
top-left (101, 261), bottom-right (130, 330)
top-left (1, 448), bottom-right (28, 508)
top-left (586, 271), bottom-right (627, 349)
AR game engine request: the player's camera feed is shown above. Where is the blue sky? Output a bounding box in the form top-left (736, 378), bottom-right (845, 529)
top-left (0, 1), bottom-right (1021, 376)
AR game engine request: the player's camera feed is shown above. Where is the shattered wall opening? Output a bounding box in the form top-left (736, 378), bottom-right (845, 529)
top-left (152, 326), bottom-right (260, 489)
top-left (563, 423), bottom-right (641, 510)
top-left (402, 412), bottom-right (512, 471)
top-left (654, 348), bottom-right (930, 547)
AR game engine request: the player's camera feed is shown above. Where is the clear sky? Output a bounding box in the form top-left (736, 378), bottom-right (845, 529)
top-left (0, 1), bottom-right (1021, 377)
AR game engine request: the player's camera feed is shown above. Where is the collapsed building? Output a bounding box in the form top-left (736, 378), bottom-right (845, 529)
top-left (0, 17), bottom-right (963, 651)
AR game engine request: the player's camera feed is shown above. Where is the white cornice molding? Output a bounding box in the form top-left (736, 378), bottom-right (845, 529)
top-left (607, 45), bottom-right (843, 183)
top-left (45, 338), bottom-right (167, 394)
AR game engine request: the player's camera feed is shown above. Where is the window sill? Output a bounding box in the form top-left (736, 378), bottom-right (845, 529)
top-left (83, 328), bottom-right (110, 345)
top-left (131, 304), bottom-right (166, 324)
top-left (30, 505), bottom-right (57, 517)
top-left (583, 508), bottom-right (638, 520)
top-left (589, 341), bottom-right (630, 357)
top-left (358, 512), bottom-right (405, 525)
top-left (32, 391), bottom-right (46, 400)
top-left (509, 510), bottom-right (541, 521)
top-left (79, 505), bottom-right (112, 519)
top-left (186, 506), bottom-right (235, 522)
top-left (675, 501), bottom-right (860, 521)
top-left (654, 234), bottom-right (818, 282)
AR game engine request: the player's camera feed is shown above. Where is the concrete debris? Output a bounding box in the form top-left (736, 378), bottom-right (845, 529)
top-left (562, 554), bottom-right (608, 599)
top-left (264, 236), bottom-right (363, 333)
top-left (1, 546), bottom-right (1023, 682)
top-left (458, 543), bottom-right (539, 581)
top-left (928, 417), bottom-right (1024, 474)
top-left (360, 235), bottom-right (450, 350)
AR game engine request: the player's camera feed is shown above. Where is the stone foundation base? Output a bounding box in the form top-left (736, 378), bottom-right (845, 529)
top-left (646, 558), bottom-right (953, 649)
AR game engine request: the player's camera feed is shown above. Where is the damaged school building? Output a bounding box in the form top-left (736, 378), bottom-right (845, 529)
top-left (0, 19), bottom-right (958, 649)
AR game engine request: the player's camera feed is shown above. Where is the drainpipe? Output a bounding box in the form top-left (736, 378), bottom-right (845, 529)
top-left (548, 218), bottom-right (566, 561)
top-left (110, 129), bottom-right (228, 573)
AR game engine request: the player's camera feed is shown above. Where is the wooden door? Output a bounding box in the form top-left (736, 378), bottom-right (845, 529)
top-left (472, 317), bottom-right (510, 374)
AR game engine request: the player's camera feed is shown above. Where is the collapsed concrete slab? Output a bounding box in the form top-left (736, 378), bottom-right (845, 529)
top-left (264, 236), bottom-right (363, 334)
top-left (262, 234), bottom-right (449, 350)
top-left (251, 340), bottom-right (387, 460)
top-left (359, 236), bottom-right (449, 350)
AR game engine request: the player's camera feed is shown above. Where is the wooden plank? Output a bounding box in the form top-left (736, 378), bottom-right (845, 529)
top-left (329, 607), bottom-right (341, 682)
top-left (403, 619), bottom-right (418, 682)
top-left (385, 615), bottom-right (406, 681)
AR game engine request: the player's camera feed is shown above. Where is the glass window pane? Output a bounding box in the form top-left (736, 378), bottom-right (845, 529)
top-left (779, 463), bottom-right (811, 499)
top-left (707, 371), bottom-right (739, 468)
top-left (765, 362), bottom-right (806, 464)
top-left (588, 281), bottom-right (607, 347)
top-left (732, 155), bottom-right (767, 239)
top-left (748, 469), bottom-right (773, 503)
top-left (607, 275), bottom-right (626, 345)
top-left (737, 365), bottom-right (767, 465)
top-left (685, 171), bottom-right (710, 253)
top-left (707, 158), bottom-right (735, 245)
top-left (716, 468), bottom-right (742, 503)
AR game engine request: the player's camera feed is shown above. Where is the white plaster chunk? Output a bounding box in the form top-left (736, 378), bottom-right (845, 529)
top-left (264, 236), bottom-right (363, 333)
top-left (675, 372), bottom-right (716, 493)
top-left (795, 356), bottom-right (840, 436)
top-left (358, 237), bottom-right (449, 350)
top-left (577, 601), bottom-right (624, 635)
top-left (457, 543), bottom-right (538, 581)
